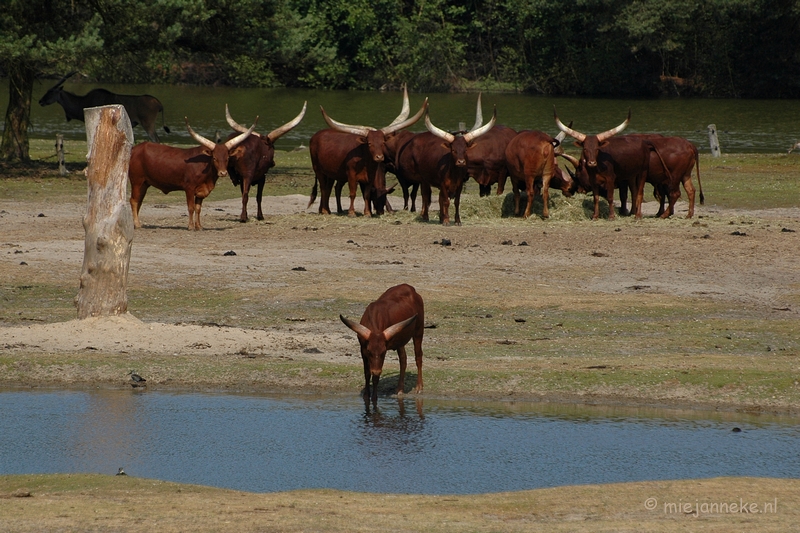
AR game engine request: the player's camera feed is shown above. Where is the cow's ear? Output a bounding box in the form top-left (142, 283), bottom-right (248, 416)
top-left (358, 136), bottom-right (368, 144)
top-left (202, 148), bottom-right (214, 157)
top-left (440, 142), bottom-right (450, 151)
top-left (230, 146), bottom-right (245, 158)
top-left (573, 141), bottom-right (582, 148)
top-left (599, 140), bottom-right (610, 148)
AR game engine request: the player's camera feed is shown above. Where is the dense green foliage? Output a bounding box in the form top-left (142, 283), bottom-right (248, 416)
top-left (2, 0), bottom-right (799, 97)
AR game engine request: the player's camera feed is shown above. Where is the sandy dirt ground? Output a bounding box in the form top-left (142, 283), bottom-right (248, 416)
top-left (1, 191), bottom-right (799, 392)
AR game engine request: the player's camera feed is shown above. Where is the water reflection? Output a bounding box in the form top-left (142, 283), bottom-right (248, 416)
top-left (0, 389), bottom-right (798, 494)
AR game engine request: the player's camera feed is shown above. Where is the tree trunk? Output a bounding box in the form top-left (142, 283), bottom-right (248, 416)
top-left (75, 105), bottom-right (135, 319)
top-left (1, 64), bottom-right (34, 162)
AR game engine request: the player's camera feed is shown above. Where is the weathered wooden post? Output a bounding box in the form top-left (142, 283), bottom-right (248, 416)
top-left (75, 105), bottom-right (134, 319)
top-left (55, 134), bottom-right (67, 176)
top-left (707, 124), bottom-right (722, 157)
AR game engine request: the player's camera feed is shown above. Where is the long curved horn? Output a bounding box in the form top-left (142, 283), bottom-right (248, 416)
top-left (224, 117), bottom-right (259, 150)
top-left (554, 107), bottom-right (586, 142)
top-left (553, 125), bottom-right (569, 154)
top-left (56, 71), bottom-right (79, 87)
top-left (340, 315), bottom-right (372, 341)
top-left (226, 104), bottom-right (262, 137)
top-left (386, 84), bottom-right (410, 127)
top-left (463, 105), bottom-right (496, 143)
top-left (382, 315), bottom-right (417, 342)
top-left (186, 117), bottom-right (216, 150)
top-left (469, 92), bottom-right (483, 132)
top-left (558, 152), bottom-right (580, 168)
top-left (425, 111), bottom-right (455, 143)
top-left (596, 109), bottom-right (631, 142)
top-left (320, 106), bottom-right (372, 136)
top-left (267, 101), bottom-right (307, 142)
top-left (382, 98), bottom-right (428, 134)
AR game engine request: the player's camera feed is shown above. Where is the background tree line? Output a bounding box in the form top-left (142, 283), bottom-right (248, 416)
top-left (2, 0), bottom-right (799, 160)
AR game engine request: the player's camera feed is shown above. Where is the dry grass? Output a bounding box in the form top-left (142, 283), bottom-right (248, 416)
top-left (0, 474), bottom-right (797, 532)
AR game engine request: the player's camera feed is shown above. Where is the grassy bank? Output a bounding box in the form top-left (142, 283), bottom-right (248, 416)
top-left (0, 474), bottom-right (797, 532)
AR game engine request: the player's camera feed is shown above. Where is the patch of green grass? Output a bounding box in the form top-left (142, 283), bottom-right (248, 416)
top-left (0, 284), bottom-right (77, 324)
top-left (701, 153), bottom-right (800, 209)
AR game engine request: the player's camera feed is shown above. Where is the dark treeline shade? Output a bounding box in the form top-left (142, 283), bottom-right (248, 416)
top-left (4, 0), bottom-right (800, 97)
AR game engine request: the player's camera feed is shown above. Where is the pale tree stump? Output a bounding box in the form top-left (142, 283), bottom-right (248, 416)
top-left (75, 105), bottom-right (134, 319)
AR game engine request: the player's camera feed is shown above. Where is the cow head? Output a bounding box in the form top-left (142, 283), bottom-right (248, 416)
top-left (425, 105), bottom-right (497, 167)
top-left (38, 71), bottom-right (78, 106)
top-left (558, 152), bottom-right (591, 194)
top-left (340, 313), bottom-right (418, 380)
top-left (226, 101), bottom-right (307, 170)
top-left (554, 107), bottom-right (630, 168)
top-left (320, 92), bottom-right (428, 164)
top-left (186, 116), bottom-right (257, 178)
top-left (321, 89), bottom-right (428, 206)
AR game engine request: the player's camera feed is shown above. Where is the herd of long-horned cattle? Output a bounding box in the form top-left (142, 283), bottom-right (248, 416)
top-left (39, 76), bottom-right (703, 230)
top-left (40, 76), bottom-right (707, 401)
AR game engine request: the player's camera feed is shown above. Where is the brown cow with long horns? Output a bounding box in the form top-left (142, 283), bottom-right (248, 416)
top-left (128, 113), bottom-right (256, 230)
top-left (225, 102), bottom-right (307, 221)
top-left (340, 284), bottom-right (425, 404)
top-left (308, 89), bottom-right (428, 217)
top-left (554, 109), bottom-right (651, 220)
top-left (395, 106), bottom-right (497, 226)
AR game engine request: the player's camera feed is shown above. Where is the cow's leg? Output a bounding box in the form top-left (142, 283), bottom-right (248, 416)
top-left (347, 178), bottom-right (358, 217)
top-left (682, 176), bottom-right (696, 218)
top-left (401, 182), bottom-right (411, 210)
top-left (239, 180), bottom-right (250, 222)
top-left (184, 192), bottom-right (197, 230)
top-left (618, 185), bottom-right (630, 216)
top-left (361, 184), bottom-right (373, 218)
top-left (633, 173), bottom-right (647, 219)
top-left (420, 183), bottom-right (432, 221)
top-left (512, 179), bottom-right (522, 216)
top-left (334, 179), bottom-right (345, 214)
top-left (362, 357), bottom-right (371, 401)
top-left (129, 183), bottom-right (150, 229)
top-left (396, 346), bottom-right (408, 395)
top-left (194, 196), bottom-right (205, 230)
top-left (319, 176), bottom-right (333, 214)
top-left (413, 335), bottom-right (424, 393)
top-left (523, 177), bottom-right (535, 219)
top-left (453, 183), bottom-right (463, 226)
top-left (540, 172), bottom-right (554, 219)
top-left (410, 183), bottom-right (418, 212)
top-left (438, 188), bottom-right (450, 226)
top-left (255, 180), bottom-right (265, 220)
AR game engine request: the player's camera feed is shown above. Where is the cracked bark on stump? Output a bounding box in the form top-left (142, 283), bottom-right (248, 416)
top-left (75, 105), bottom-right (134, 319)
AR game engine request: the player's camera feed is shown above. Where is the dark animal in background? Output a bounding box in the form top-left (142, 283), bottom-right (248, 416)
top-left (395, 106), bottom-right (496, 225)
top-left (128, 115), bottom-right (256, 230)
top-left (39, 72), bottom-right (170, 142)
top-left (225, 102), bottom-right (307, 221)
top-left (340, 284), bottom-right (425, 404)
top-left (308, 90), bottom-right (427, 217)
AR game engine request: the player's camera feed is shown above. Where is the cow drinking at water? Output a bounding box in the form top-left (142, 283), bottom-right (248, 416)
top-left (340, 284), bottom-right (425, 404)
top-left (39, 72), bottom-right (170, 142)
top-left (128, 115), bottom-right (256, 230)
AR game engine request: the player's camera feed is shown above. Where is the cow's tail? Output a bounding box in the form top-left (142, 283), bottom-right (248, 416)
top-left (308, 176), bottom-right (318, 208)
top-left (649, 142), bottom-right (674, 185)
top-left (161, 105), bottom-right (171, 135)
top-left (694, 146), bottom-right (704, 204)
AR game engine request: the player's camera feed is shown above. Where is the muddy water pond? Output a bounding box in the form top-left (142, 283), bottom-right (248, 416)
top-left (1, 389), bottom-right (798, 494)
